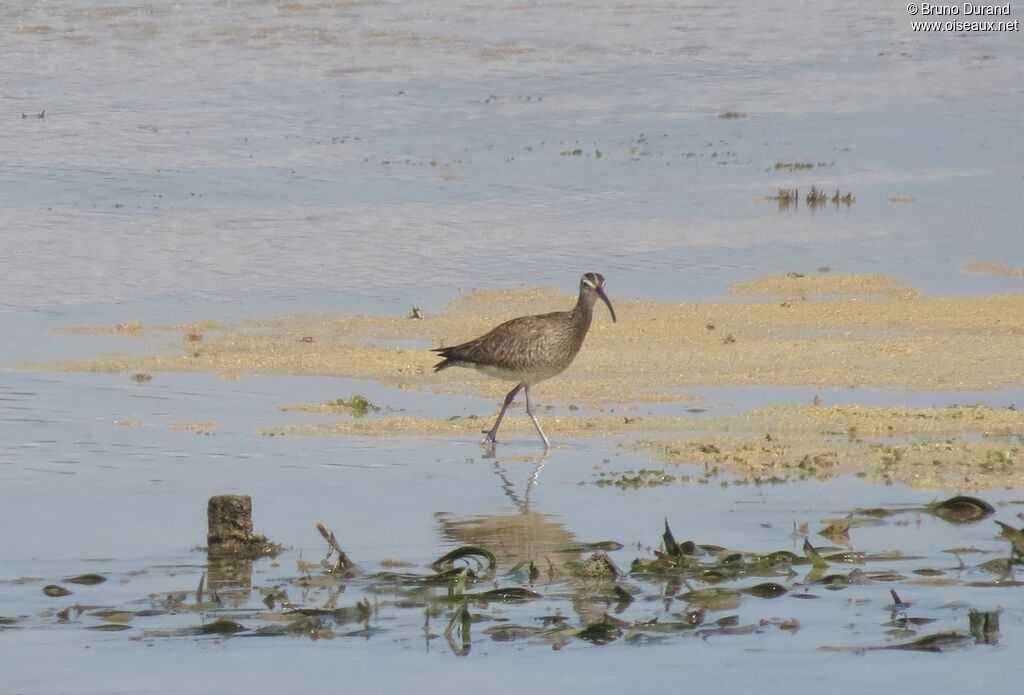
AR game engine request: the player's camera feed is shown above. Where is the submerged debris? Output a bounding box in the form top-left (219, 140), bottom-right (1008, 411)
top-left (995, 520), bottom-right (1024, 558)
top-left (316, 522), bottom-right (356, 575)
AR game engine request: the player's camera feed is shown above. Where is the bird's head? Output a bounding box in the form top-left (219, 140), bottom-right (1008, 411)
top-left (581, 272), bottom-right (616, 323)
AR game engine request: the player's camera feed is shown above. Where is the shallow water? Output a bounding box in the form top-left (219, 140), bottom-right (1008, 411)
top-left (3, 366), bottom-right (1024, 693)
top-left (2, 0), bottom-right (1024, 692)
top-left (3, 1), bottom-right (1023, 312)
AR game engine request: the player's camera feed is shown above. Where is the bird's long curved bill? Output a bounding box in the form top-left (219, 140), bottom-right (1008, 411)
top-left (598, 288), bottom-right (617, 323)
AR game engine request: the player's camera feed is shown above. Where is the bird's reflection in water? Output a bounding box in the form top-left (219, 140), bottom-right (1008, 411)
top-left (435, 455), bottom-right (613, 627)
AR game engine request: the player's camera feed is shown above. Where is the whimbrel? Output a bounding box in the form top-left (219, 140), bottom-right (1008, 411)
top-left (433, 273), bottom-right (616, 448)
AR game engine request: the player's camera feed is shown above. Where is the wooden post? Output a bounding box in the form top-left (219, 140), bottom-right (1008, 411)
top-left (206, 494), bottom-right (280, 557)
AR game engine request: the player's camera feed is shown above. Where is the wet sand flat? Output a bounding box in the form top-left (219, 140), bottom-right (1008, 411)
top-left (16, 274), bottom-right (1024, 489)
top-left (23, 273), bottom-right (1024, 400)
top-left (638, 403), bottom-right (1024, 490)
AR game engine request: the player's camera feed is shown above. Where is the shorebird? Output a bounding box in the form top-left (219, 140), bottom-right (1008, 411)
top-left (433, 273), bottom-right (616, 448)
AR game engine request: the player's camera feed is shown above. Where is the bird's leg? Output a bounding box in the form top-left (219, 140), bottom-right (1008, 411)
top-left (484, 383), bottom-right (523, 444)
top-left (523, 385), bottom-right (551, 449)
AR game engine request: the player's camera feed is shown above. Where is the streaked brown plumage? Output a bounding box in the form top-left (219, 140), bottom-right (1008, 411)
top-left (433, 273), bottom-right (616, 448)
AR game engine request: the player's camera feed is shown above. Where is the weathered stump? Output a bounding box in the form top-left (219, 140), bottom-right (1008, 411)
top-left (206, 495), bottom-right (281, 602)
top-left (208, 494), bottom-right (252, 550)
top-left (207, 494), bottom-right (280, 557)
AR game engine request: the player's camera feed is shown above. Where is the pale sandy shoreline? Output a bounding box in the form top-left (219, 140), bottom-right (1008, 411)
top-left (16, 273), bottom-right (1024, 489)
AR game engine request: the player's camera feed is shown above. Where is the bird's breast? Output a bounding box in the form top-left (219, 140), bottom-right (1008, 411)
top-left (474, 361), bottom-right (569, 385)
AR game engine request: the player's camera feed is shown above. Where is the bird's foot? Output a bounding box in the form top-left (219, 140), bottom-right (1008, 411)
top-left (480, 433), bottom-right (498, 458)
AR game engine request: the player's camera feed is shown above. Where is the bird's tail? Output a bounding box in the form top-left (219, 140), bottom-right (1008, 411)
top-left (432, 347), bottom-right (454, 372)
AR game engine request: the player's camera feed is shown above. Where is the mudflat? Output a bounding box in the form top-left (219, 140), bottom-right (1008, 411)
top-left (19, 273), bottom-right (1024, 488)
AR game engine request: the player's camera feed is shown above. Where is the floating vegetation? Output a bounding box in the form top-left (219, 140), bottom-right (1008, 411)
top-left (803, 538), bottom-right (829, 570)
top-left (568, 552), bottom-right (620, 579)
top-left (553, 540), bottom-right (624, 553)
top-left (741, 582), bottom-right (788, 598)
top-left (806, 186), bottom-right (854, 208)
top-left (42, 585), bottom-right (71, 597)
top-left (926, 496), bottom-right (995, 524)
top-left (197, 619), bottom-right (246, 635)
top-left (773, 161), bottom-right (816, 170)
top-left (824, 631), bottom-right (973, 653)
top-left (718, 111), bottom-right (747, 119)
top-left (818, 517), bottom-right (852, 544)
top-left (87, 623), bottom-right (132, 632)
top-left (769, 187), bottom-right (800, 208)
top-left (765, 186), bottom-right (855, 210)
top-left (595, 468), bottom-right (678, 488)
top-left (326, 395), bottom-right (380, 417)
top-left (431, 546), bottom-right (496, 574)
top-left (969, 609), bottom-right (1000, 644)
top-left (9, 494), bottom-right (1020, 654)
top-left (66, 573), bottom-right (106, 585)
top-left (91, 610), bottom-right (133, 623)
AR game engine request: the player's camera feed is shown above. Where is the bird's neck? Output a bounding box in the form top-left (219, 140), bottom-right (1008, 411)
top-left (570, 289), bottom-right (595, 332)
